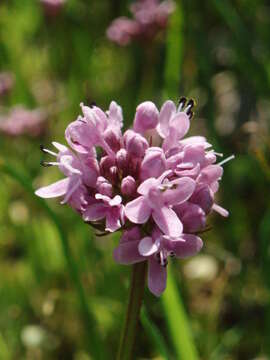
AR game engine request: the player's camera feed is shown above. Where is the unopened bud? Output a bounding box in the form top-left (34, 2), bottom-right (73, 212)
top-left (133, 101), bottom-right (159, 134)
top-left (121, 176), bottom-right (136, 196)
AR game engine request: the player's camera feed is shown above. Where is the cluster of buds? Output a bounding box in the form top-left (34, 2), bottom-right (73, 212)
top-left (106, 0), bottom-right (175, 46)
top-left (0, 106), bottom-right (47, 137)
top-left (36, 98), bottom-right (233, 296)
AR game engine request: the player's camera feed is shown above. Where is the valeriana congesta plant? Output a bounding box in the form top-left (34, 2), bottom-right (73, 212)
top-left (0, 106), bottom-right (47, 137)
top-left (36, 97), bottom-right (233, 356)
top-left (106, 0), bottom-right (175, 46)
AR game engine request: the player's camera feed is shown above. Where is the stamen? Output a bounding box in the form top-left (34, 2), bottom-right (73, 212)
top-left (177, 97), bottom-right (187, 111)
top-left (187, 110), bottom-right (194, 119)
top-left (185, 99), bottom-right (195, 115)
top-left (218, 155), bottom-right (235, 166)
top-left (40, 160), bottom-right (59, 167)
top-left (40, 144), bottom-right (57, 157)
top-left (90, 101), bottom-right (97, 108)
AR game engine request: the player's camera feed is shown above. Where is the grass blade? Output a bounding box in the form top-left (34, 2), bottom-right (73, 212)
top-left (162, 268), bottom-right (199, 360)
top-left (140, 306), bottom-right (171, 360)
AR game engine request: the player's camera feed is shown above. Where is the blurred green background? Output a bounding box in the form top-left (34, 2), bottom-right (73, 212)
top-left (0, 0), bottom-right (269, 359)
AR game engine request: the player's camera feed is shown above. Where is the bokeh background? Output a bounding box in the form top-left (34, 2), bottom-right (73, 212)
top-left (0, 0), bottom-right (269, 359)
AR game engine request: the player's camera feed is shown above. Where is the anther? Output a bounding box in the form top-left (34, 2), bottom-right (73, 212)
top-left (177, 97), bottom-right (187, 111)
top-left (161, 258), bottom-right (168, 267)
top-left (90, 101), bottom-right (97, 108)
top-left (40, 145), bottom-right (57, 157)
top-left (40, 160), bottom-right (53, 167)
top-left (185, 99), bottom-right (195, 116)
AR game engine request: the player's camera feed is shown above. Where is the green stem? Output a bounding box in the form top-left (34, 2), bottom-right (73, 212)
top-left (117, 262), bottom-right (147, 360)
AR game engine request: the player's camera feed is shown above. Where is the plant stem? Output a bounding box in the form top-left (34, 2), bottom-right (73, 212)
top-left (117, 262), bottom-right (147, 360)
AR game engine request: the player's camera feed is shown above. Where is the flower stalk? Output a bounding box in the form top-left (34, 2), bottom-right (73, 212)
top-left (117, 261), bottom-right (147, 360)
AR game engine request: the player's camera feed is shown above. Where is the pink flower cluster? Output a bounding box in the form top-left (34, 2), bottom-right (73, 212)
top-left (106, 0), bottom-right (175, 46)
top-left (36, 98), bottom-right (232, 296)
top-left (0, 106), bottom-right (47, 137)
top-left (40, 0), bottom-right (66, 17)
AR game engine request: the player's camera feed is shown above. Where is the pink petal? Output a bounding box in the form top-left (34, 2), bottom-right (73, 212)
top-left (175, 163), bottom-right (201, 178)
top-left (169, 112), bottom-right (190, 140)
top-left (125, 196), bottom-right (151, 224)
top-left (148, 257), bottom-right (167, 297)
top-left (165, 234), bottom-right (203, 258)
top-left (35, 178), bottom-right (69, 198)
top-left (109, 195), bottom-right (122, 206)
top-left (162, 177), bottom-right (196, 206)
top-left (113, 240), bottom-right (144, 264)
top-left (138, 237), bottom-right (159, 256)
top-left (157, 100), bottom-right (176, 138)
top-left (105, 210), bottom-right (122, 232)
top-left (152, 207), bottom-right (183, 237)
top-left (198, 165), bottom-right (223, 185)
top-left (83, 203), bottom-right (107, 221)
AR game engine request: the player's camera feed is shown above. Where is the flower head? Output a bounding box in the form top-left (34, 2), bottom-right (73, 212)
top-left (0, 106), bottom-right (47, 137)
top-left (36, 97), bottom-right (233, 296)
top-left (106, 0), bottom-right (175, 46)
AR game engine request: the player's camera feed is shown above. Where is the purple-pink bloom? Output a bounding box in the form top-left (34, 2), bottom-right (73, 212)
top-left (40, 0), bottom-right (66, 16)
top-left (106, 0), bottom-right (175, 46)
top-left (0, 106), bottom-right (47, 137)
top-left (114, 226), bottom-right (202, 296)
top-left (36, 97), bottom-right (233, 296)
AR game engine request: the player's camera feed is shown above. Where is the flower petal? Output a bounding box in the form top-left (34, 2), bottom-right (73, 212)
top-left (169, 112), bottom-right (190, 140)
top-left (105, 209), bottom-right (122, 232)
top-left (162, 177), bottom-right (196, 206)
top-left (165, 234), bottom-right (203, 258)
top-left (198, 165), bottom-right (223, 185)
top-left (152, 207), bottom-right (183, 237)
top-left (148, 257), bottom-right (167, 297)
top-left (157, 100), bottom-right (176, 138)
top-left (125, 196), bottom-right (151, 224)
top-left (83, 203), bottom-right (107, 221)
top-left (138, 237), bottom-right (159, 256)
top-left (114, 240), bottom-right (144, 264)
top-left (35, 178), bottom-right (69, 198)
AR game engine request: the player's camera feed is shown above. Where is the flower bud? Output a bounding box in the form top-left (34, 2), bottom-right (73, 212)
top-left (124, 129), bottom-right (148, 158)
top-left (140, 147), bottom-right (166, 180)
top-left (104, 128), bottom-right (121, 152)
top-left (121, 176), bottom-right (136, 196)
top-left (100, 156), bottom-right (115, 178)
top-left (96, 176), bottom-right (113, 197)
top-left (133, 101), bottom-right (159, 134)
top-left (108, 166), bottom-right (118, 184)
top-left (116, 148), bottom-right (128, 171)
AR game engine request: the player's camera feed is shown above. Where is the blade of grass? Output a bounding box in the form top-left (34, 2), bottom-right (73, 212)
top-left (140, 306), bottom-right (171, 360)
top-left (162, 1), bottom-right (199, 359)
top-left (0, 159), bottom-right (104, 359)
top-left (162, 267), bottom-right (199, 360)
